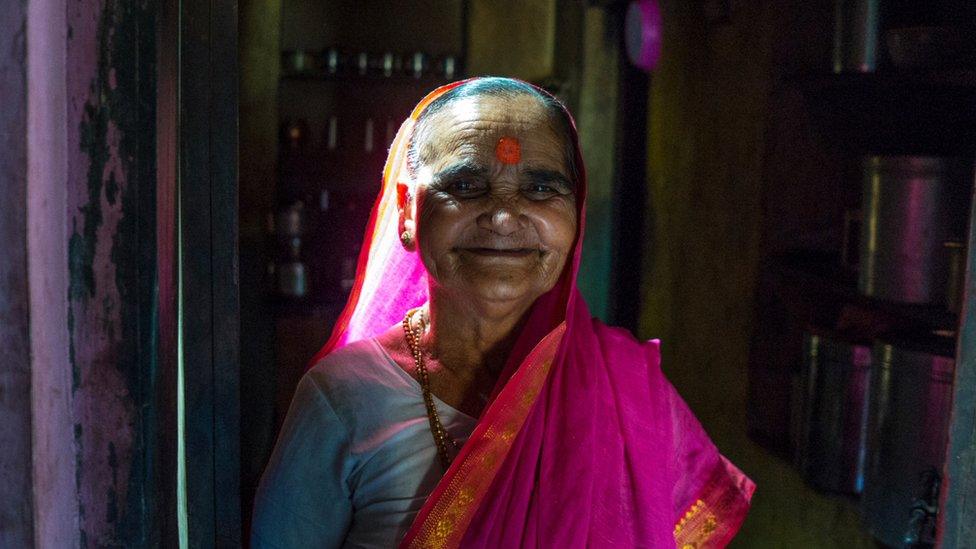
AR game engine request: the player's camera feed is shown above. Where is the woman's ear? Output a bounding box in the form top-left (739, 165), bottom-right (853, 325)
top-left (397, 181), bottom-right (410, 211)
top-left (397, 182), bottom-right (417, 252)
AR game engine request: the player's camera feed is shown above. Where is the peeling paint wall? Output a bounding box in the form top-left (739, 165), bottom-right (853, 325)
top-left (5, 0), bottom-right (159, 544)
top-left (66, 6), bottom-right (132, 543)
top-left (64, 0), bottom-right (156, 546)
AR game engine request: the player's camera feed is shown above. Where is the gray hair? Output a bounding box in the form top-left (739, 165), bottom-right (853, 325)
top-left (405, 77), bottom-right (580, 189)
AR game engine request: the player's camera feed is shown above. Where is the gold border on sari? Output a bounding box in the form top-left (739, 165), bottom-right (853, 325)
top-left (406, 323), bottom-right (566, 549)
top-left (673, 456), bottom-right (754, 549)
top-left (673, 498), bottom-right (718, 548)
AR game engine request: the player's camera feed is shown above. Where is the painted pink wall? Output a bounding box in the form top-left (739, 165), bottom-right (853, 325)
top-left (4, 0), bottom-right (158, 545)
top-left (27, 0), bottom-right (78, 546)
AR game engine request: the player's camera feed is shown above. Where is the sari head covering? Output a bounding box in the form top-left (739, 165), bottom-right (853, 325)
top-left (313, 77), bottom-right (754, 548)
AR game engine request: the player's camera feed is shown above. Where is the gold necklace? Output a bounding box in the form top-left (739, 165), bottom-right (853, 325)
top-left (403, 308), bottom-right (459, 469)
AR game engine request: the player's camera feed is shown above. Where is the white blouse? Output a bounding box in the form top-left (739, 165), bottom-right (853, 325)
top-left (251, 338), bottom-right (478, 548)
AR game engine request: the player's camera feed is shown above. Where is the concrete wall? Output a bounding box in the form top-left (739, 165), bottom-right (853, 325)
top-left (0, 1), bottom-right (36, 545)
top-left (27, 0), bottom-right (77, 546)
top-left (0, 2), bottom-right (78, 545)
top-left (640, 1), bottom-right (874, 546)
top-left (0, 1), bottom-right (158, 546)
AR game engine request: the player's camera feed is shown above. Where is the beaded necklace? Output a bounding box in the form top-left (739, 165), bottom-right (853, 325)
top-left (402, 308), bottom-right (459, 469)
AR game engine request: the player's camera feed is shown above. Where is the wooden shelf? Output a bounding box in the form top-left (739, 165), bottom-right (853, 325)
top-left (792, 69), bottom-right (976, 155)
top-left (767, 250), bottom-right (957, 338)
top-left (280, 70), bottom-right (455, 86)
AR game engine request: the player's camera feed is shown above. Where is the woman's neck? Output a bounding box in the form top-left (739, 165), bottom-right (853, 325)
top-left (424, 288), bottom-right (532, 380)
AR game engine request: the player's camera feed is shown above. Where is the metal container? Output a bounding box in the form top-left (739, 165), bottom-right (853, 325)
top-left (833, 0), bottom-right (881, 73)
top-left (275, 202), bottom-right (308, 299)
top-left (944, 240), bottom-right (967, 314)
top-left (858, 156), bottom-right (972, 305)
top-left (281, 49), bottom-right (318, 75)
top-left (862, 331), bottom-right (956, 548)
top-left (795, 330), bottom-right (872, 494)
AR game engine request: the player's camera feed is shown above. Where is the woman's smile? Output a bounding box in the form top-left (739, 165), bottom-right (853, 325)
top-left (456, 246), bottom-right (543, 267)
top-left (458, 247), bottom-right (538, 257)
top-left (402, 93), bottom-right (578, 308)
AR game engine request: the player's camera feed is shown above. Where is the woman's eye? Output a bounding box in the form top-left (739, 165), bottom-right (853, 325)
top-left (450, 180), bottom-right (484, 195)
top-left (525, 184), bottom-right (558, 197)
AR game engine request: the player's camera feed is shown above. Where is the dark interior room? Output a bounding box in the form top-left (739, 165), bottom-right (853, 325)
top-left (3, 0), bottom-right (976, 547)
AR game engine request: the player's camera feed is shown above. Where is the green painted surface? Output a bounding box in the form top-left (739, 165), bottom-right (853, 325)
top-left (466, 0), bottom-right (557, 83)
top-left (575, 8), bottom-right (620, 322)
top-left (578, 196), bottom-right (612, 319)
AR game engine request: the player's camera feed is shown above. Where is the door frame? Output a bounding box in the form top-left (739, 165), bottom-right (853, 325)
top-left (157, 0), bottom-right (240, 545)
top-left (941, 176), bottom-right (976, 546)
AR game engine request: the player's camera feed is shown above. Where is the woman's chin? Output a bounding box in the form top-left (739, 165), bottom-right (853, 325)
top-left (448, 277), bottom-right (549, 310)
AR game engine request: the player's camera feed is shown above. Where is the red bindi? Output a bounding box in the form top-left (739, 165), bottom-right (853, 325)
top-left (495, 136), bottom-right (521, 165)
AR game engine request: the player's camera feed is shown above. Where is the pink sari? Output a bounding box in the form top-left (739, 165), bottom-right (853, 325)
top-left (312, 79), bottom-right (754, 548)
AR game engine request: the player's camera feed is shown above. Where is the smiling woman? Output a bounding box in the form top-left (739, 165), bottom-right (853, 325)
top-left (405, 91), bottom-right (577, 318)
top-left (251, 77), bottom-right (754, 548)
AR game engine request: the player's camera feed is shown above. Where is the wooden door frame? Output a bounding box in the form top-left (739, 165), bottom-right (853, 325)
top-left (157, 0), bottom-right (240, 545)
top-left (941, 176), bottom-right (976, 546)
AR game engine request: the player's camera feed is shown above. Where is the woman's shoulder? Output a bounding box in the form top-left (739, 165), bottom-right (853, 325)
top-left (589, 317), bottom-right (662, 372)
top-left (302, 336), bottom-right (423, 430)
top-left (304, 338), bottom-right (399, 398)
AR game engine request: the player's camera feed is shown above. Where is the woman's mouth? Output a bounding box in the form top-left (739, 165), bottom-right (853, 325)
top-left (460, 247), bottom-right (538, 258)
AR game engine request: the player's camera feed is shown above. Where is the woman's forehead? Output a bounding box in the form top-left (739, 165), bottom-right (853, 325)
top-left (434, 94), bottom-right (551, 126)
top-left (416, 95), bottom-right (565, 166)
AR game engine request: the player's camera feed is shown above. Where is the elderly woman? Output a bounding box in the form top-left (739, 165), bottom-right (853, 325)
top-left (252, 77), bottom-right (753, 548)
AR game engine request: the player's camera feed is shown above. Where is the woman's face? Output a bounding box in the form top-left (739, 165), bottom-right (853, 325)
top-left (405, 94), bottom-right (578, 308)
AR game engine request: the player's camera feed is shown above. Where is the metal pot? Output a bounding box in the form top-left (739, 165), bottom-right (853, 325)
top-left (858, 156), bottom-right (972, 305)
top-left (795, 330), bottom-right (872, 494)
top-left (861, 330), bottom-right (956, 548)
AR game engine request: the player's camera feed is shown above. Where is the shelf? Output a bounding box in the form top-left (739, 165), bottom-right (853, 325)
top-left (792, 69), bottom-right (976, 155)
top-left (280, 71), bottom-right (455, 86)
top-left (767, 250), bottom-right (957, 338)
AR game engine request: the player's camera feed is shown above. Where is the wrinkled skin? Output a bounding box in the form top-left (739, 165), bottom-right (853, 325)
top-left (375, 93), bottom-right (578, 419)
top-left (407, 94), bottom-right (577, 312)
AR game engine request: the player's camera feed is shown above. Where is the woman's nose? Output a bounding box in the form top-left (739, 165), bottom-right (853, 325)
top-left (478, 202), bottom-right (522, 236)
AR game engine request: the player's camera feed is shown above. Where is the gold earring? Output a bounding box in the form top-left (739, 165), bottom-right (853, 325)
top-left (400, 230), bottom-right (414, 246)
